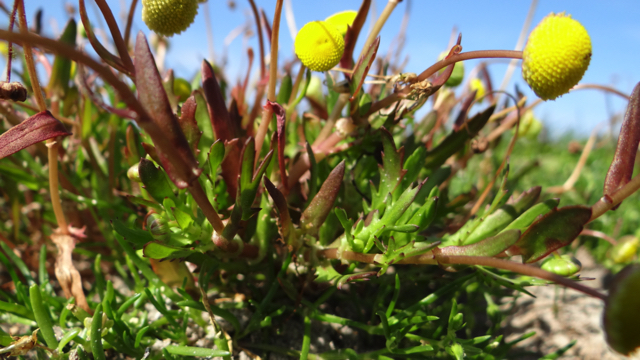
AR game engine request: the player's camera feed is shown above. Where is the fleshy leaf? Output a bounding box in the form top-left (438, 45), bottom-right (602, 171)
top-left (264, 100), bottom-right (288, 189)
top-left (143, 242), bottom-right (194, 260)
top-left (264, 177), bottom-right (297, 249)
top-left (111, 219), bottom-right (154, 247)
top-left (350, 36), bottom-right (380, 101)
top-left (340, 0), bottom-right (370, 70)
top-left (372, 127), bottom-right (406, 210)
top-left (178, 95), bottom-right (201, 154)
top-left (48, 19), bottom-right (76, 99)
top-left (603, 265), bottom-right (640, 355)
top-left (135, 32), bottom-right (201, 189)
top-left (201, 60), bottom-right (237, 141)
top-left (462, 186), bottom-right (541, 245)
top-left (604, 81), bottom-right (640, 208)
top-left (208, 140), bottom-right (225, 179)
top-left (424, 105), bottom-right (495, 171)
top-left (300, 160), bottom-right (345, 237)
top-left (138, 158), bottom-right (176, 204)
top-left (439, 229), bottom-right (521, 257)
top-left (506, 205), bottom-right (592, 263)
top-left (0, 111), bottom-right (71, 159)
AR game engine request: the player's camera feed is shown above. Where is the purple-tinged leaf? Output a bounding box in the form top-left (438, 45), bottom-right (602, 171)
top-left (604, 82), bottom-right (640, 208)
top-left (264, 100), bottom-right (288, 188)
top-left (506, 205), bottom-right (592, 263)
top-left (339, 0), bottom-right (371, 71)
top-left (135, 32), bottom-right (201, 189)
top-left (431, 34), bottom-right (462, 88)
top-left (202, 60), bottom-right (237, 142)
top-left (603, 265), bottom-right (640, 355)
top-left (202, 60), bottom-right (241, 198)
top-left (350, 36), bottom-right (380, 101)
top-left (178, 96), bottom-right (202, 155)
top-left (424, 105), bottom-right (495, 170)
top-left (0, 111), bottom-right (71, 159)
top-left (453, 90), bottom-right (477, 131)
top-left (300, 160), bottom-right (345, 237)
top-left (264, 177), bottom-right (298, 249)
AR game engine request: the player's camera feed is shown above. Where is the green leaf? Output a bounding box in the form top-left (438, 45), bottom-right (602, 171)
top-left (208, 140), bottom-right (225, 179)
top-left (350, 36), bottom-right (380, 100)
top-left (424, 105), bottom-right (495, 171)
top-left (300, 161), bottom-right (345, 237)
top-left (142, 242), bottom-right (194, 260)
top-left (507, 205), bottom-right (592, 263)
top-left (138, 158), bottom-right (176, 203)
top-left (48, 19), bottom-right (76, 99)
top-left (501, 198), bottom-right (559, 233)
top-left (111, 219), bottom-right (154, 247)
top-left (462, 186), bottom-right (541, 245)
top-left (372, 128), bottom-right (406, 211)
top-left (439, 229), bottom-right (521, 257)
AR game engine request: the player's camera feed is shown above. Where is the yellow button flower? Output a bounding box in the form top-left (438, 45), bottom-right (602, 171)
top-left (142, 0), bottom-right (198, 37)
top-left (295, 21), bottom-right (345, 72)
top-left (325, 10), bottom-right (358, 37)
top-left (522, 13), bottom-right (591, 100)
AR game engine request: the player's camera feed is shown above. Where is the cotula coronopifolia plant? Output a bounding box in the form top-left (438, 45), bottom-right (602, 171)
top-left (1, 0), bottom-right (640, 358)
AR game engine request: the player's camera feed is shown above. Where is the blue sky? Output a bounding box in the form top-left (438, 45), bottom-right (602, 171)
top-left (23, 0), bottom-right (640, 136)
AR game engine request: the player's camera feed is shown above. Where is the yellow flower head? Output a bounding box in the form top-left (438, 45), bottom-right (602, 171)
top-left (295, 21), bottom-right (345, 72)
top-left (522, 12), bottom-right (592, 100)
top-left (142, 0), bottom-right (198, 37)
top-left (325, 10), bottom-right (358, 37)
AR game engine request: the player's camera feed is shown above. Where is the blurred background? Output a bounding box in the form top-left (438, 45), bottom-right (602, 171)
top-left (17, 0), bottom-right (640, 137)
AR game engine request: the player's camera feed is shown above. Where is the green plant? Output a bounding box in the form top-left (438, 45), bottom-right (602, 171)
top-left (1, 0), bottom-right (640, 359)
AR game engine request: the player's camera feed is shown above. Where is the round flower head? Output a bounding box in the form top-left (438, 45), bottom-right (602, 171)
top-left (295, 21), bottom-right (345, 72)
top-left (522, 13), bottom-right (591, 100)
top-left (142, 0), bottom-right (198, 37)
top-left (325, 10), bottom-right (358, 37)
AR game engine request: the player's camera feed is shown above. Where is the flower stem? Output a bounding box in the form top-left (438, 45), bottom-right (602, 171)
top-left (16, 0), bottom-right (45, 111)
top-left (360, 0), bottom-right (400, 59)
top-left (416, 50), bottom-right (523, 83)
top-left (254, 0), bottom-right (284, 163)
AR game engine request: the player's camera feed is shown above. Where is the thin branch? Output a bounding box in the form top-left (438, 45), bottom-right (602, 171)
top-left (254, 0), bottom-right (284, 163)
top-left (415, 50), bottom-right (523, 83)
top-left (123, 0), bottom-right (138, 47)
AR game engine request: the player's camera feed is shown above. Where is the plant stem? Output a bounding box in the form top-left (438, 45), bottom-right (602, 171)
top-left (254, 0), bottom-right (284, 163)
top-left (188, 179), bottom-right (224, 234)
top-left (313, 93), bottom-right (349, 146)
top-left (316, 249), bottom-right (607, 301)
top-left (415, 50), bottom-right (523, 83)
top-left (496, 0), bottom-right (538, 97)
top-left (94, 0), bottom-right (134, 73)
top-left (248, 0), bottom-right (265, 78)
top-left (123, 0), bottom-right (138, 47)
top-left (360, 0), bottom-right (400, 59)
top-left (16, 0), bottom-right (45, 111)
top-left (46, 140), bottom-right (69, 232)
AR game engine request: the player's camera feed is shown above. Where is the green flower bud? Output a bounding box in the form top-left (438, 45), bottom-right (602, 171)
top-left (609, 235), bottom-right (639, 264)
top-left (147, 213), bottom-right (170, 239)
top-left (541, 254), bottom-right (581, 276)
top-left (127, 163), bottom-right (141, 183)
